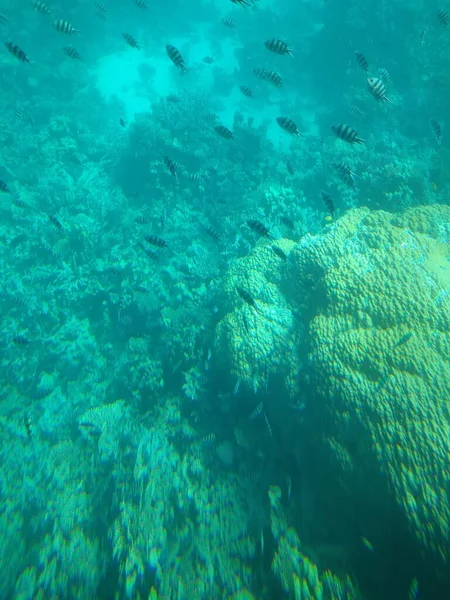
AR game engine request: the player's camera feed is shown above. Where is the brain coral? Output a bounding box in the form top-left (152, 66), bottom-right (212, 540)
top-left (215, 238), bottom-right (299, 394)
top-left (290, 204), bottom-right (450, 565)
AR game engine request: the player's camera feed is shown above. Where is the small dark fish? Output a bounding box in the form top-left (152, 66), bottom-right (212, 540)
top-left (237, 287), bottom-right (259, 311)
top-left (164, 156), bottom-right (178, 177)
top-left (239, 84), bottom-right (253, 97)
top-left (205, 225), bottom-right (221, 241)
top-left (321, 190), bottom-right (335, 215)
top-left (49, 214), bottom-right (63, 229)
top-left (31, 0), bottom-right (51, 14)
top-left (393, 332), bottom-right (412, 349)
top-left (203, 56), bottom-right (215, 64)
top-left (437, 9), bottom-right (449, 27)
top-left (52, 19), bottom-right (79, 34)
top-left (285, 157), bottom-right (295, 175)
top-left (276, 117), bottom-right (302, 137)
top-left (16, 107), bottom-right (34, 126)
top-left (350, 104), bottom-right (366, 117)
top-left (0, 180), bottom-right (10, 193)
top-left (332, 123), bottom-right (365, 144)
top-left (13, 335), bottom-right (30, 345)
top-left (248, 401), bottom-right (263, 420)
top-left (204, 113), bottom-right (218, 122)
top-left (134, 216), bottom-right (149, 224)
top-left (334, 162), bottom-right (357, 187)
top-left (247, 219), bottom-right (273, 239)
top-left (355, 51), bottom-right (368, 72)
top-left (94, 1), bottom-right (108, 14)
top-left (253, 68), bottom-right (283, 87)
top-left (24, 415), bottom-right (33, 440)
top-left (271, 245), bottom-right (287, 261)
top-left (12, 198), bottom-right (28, 208)
top-left (429, 118), bottom-right (442, 145)
top-left (367, 77), bottom-right (392, 103)
top-left (166, 93), bottom-right (179, 103)
top-left (133, 0), bottom-right (148, 7)
top-left (119, 117), bottom-right (125, 127)
top-left (378, 68), bottom-right (391, 83)
top-left (221, 17), bottom-right (237, 28)
top-left (264, 39), bottom-right (293, 56)
top-left (166, 44), bottom-right (188, 72)
top-left (63, 46), bottom-right (82, 60)
top-left (420, 28), bottom-right (427, 46)
top-left (137, 241), bottom-right (159, 261)
top-left (5, 42), bottom-right (31, 63)
top-left (231, 0), bottom-right (253, 7)
top-left (123, 33), bottom-right (140, 49)
top-left (145, 235), bottom-right (167, 248)
top-left (280, 216), bottom-right (294, 229)
top-left (214, 124), bottom-right (234, 140)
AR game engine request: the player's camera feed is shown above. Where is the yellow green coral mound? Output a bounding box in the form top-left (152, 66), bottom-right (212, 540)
top-left (215, 239), bottom-right (299, 393)
top-left (291, 204), bottom-right (450, 565)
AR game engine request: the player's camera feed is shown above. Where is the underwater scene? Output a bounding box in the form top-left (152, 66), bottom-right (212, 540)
top-left (1, 0), bottom-right (450, 598)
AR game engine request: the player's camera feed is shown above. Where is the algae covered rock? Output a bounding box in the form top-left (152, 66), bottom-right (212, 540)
top-left (291, 204), bottom-right (450, 565)
top-left (214, 238), bottom-right (299, 394)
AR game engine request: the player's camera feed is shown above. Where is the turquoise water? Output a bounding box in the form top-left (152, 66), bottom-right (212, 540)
top-left (1, 1), bottom-right (449, 598)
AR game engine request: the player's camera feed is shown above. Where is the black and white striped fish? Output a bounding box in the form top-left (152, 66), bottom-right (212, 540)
top-left (264, 39), bottom-right (293, 56)
top-left (332, 123), bottom-right (365, 144)
top-left (354, 51), bottom-right (368, 72)
top-left (52, 19), bottom-right (79, 34)
top-left (367, 77), bottom-right (391, 103)
top-left (166, 44), bottom-right (188, 72)
top-left (277, 117), bottom-right (302, 137)
top-left (429, 118), bottom-right (442, 145)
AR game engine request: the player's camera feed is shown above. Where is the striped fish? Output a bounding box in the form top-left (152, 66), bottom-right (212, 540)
top-left (332, 123), bottom-right (365, 144)
top-left (355, 51), bottom-right (368, 72)
top-left (5, 42), bottom-right (31, 63)
top-left (52, 19), bottom-right (79, 34)
top-left (166, 44), bottom-right (188, 72)
top-left (367, 77), bottom-right (392, 103)
top-left (276, 117), bottom-right (302, 137)
top-left (264, 39), bottom-right (293, 56)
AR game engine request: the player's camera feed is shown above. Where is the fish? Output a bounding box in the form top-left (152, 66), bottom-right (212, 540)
top-left (239, 84), bottom-right (253, 97)
top-left (420, 28), bottom-right (427, 46)
top-left (214, 124), bottom-right (235, 140)
top-left (271, 245), bottom-right (288, 261)
top-left (231, 0), bottom-right (253, 7)
top-left (247, 219), bottom-right (273, 239)
top-left (4, 42), bottom-right (31, 63)
top-left (248, 401), bottom-right (263, 420)
top-left (52, 19), bottom-right (79, 34)
top-left (332, 123), bottom-right (365, 144)
top-left (166, 44), bottom-right (188, 72)
top-left (12, 198), bottom-right (29, 208)
top-left (49, 214), bottom-right (63, 229)
top-left (0, 13), bottom-right (8, 24)
top-left (253, 68), bottom-right (283, 87)
top-left (350, 104), bottom-right (366, 117)
top-left (285, 157), bottom-right (295, 175)
top-left (437, 9), bottom-right (449, 27)
top-left (164, 156), bottom-right (178, 177)
top-left (137, 241), bottom-right (159, 261)
top-left (393, 332), bottom-right (412, 349)
top-left (134, 216), bottom-right (149, 224)
top-left (13, 335), bottom-right (30, 345)
top-left (63, 46), bottom-right (82, 60)
top-left (94, 1), bottom-right (108, 14)
top-left (145, 235), bottom-right (167, 248)
top-left (31, 0), bottom-right (51, 14)
top-left (203, 56), bottom-right (215, 64)
top-left (205, 225), bottom-right (221, 241)
top-left (166, 93), bottom-right (179, 103)
top-left (361, 537), bottom-right (374, 551)
top-left (378, 68), bottom-right (391, 83)
top-left (237, 287), bottom-right (259, 312)
top-left (408, 577), bottom-right (419, 600)
top-left (276, 117), bottom-right (302, 137)
top-left (354, 51), bottom-right (369, 72)
top-left (321, 190), bottom-right (335, 215)
top-left (264, 39), bottom-right (293, 56)
top-left (367, 77), bottom-right (392, 103)
top-left (123, 33), bottom-right (140, 49)
top-left (0, 180), bottom-right (10, 193)
top-left (334, 162), bottom-right (357, 187)
top-left (24, 415), bottom-right (33, 440)
top-left (16, 108), bottom-right (34, 126)
top-left (429, 118), bottom-right (442, 145)
top-left (119, 117), bottom-right (125, 127)
top-left (221, 17), bottom-right (237, 28)
top-left (133, 0), bottom-right (148, 7)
